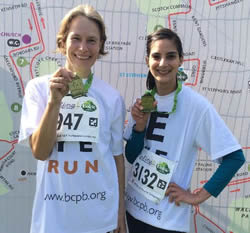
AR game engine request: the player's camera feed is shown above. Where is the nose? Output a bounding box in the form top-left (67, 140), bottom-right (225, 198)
top-left (159, 58), bottom-right (168, 66)
top-left (79, 40), bottom-right (88, 52)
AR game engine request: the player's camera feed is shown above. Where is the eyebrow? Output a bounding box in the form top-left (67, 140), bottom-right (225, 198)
top-left (165, 51), bottom-right (178, 56)
top-left (70, 33), bottom-right (98, 39)
top-left (151, 51), bottom-right (178, 55)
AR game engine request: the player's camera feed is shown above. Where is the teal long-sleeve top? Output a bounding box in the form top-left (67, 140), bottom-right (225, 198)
top-left (125, 127), bottom-right (245, 197)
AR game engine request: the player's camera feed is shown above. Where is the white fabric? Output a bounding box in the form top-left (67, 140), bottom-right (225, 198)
top-left (124, 85), bottom-right (241, 232)
top-left (19, 75), bottom-right (125, 233)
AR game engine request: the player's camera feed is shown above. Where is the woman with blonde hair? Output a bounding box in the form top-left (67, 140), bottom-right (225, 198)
top-left (19, 5), bottom-right (126, 233)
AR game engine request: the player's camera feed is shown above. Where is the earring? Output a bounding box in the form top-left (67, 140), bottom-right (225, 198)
top-left (177, 67), bottom-right (188, 82)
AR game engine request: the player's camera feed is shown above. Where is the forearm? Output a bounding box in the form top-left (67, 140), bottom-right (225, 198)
top-left (203, 149), bottom-right (245, 197)
top-left (125, 126), bottom-right (145, 164)
top-left (114, 154), bottom-right (127, 232)
top-left (30, 101), bottom-right (60, 160)
top-left (114, 154), bottom-right (125, 212)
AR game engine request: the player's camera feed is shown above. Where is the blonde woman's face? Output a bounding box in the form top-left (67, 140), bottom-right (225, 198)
top-left (64, 16), bottom-right (101, 77)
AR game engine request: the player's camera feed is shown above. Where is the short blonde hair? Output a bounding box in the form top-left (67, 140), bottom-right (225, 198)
top-left (56, 5), bottom-right (107, 56)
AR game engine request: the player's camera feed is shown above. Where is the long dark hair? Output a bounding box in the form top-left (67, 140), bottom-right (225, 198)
top-left (146, 28), bottom-right (183, 90)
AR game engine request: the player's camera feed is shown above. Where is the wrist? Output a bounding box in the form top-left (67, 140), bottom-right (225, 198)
top-left (133, 124), bottom-right (146, 133)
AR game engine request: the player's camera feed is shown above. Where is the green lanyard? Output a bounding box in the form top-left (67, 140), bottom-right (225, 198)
top-left (69, 72), bottom-right (93, 98)
top-left (81, 72), bottom-right (93, 95)
top-left (147, 80), bottom-right (182, 115)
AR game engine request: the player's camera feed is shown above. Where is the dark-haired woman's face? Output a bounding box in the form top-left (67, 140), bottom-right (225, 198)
top-left (146, 39), bottom-right (183, 94)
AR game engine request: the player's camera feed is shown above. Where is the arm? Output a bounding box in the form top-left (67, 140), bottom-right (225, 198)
top-left (30, 101), bottom-right (60, 160)
top-left (30, 68), bottom-right (73, 160)
top-left (203, 149), bottom-right (245, 197)
top-left (114, 154), bottom-right (126, 233)
top-left (124, 98), bottom-right (154, 163)
top-left (166, 149), bottom-right (245, 206)
top-left (125, 126), bottom-right (145, 164)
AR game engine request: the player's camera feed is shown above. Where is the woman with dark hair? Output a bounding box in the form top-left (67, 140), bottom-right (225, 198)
top-left (19, 4), bottom-right (126, 233)
top-left (123, 28), bottom-right (245, 233)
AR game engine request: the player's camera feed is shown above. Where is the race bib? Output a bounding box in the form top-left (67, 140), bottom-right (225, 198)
top-left (57, 96), bottom-right (99, 143)
top-left (128, 149), bottom-right (176, 204)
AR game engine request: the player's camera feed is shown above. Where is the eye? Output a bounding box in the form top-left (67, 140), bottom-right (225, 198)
top-left (88, 38), bottom-right (97, 44)
top-left (71, 36), bottom-right (80, 41)
top-left (152, 54), bottom-right (161, 60)
top-left (166, 54), bottom-right (176, 59)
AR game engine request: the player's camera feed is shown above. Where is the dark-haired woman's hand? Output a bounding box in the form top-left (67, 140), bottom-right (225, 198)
top-left (131, 98), bottom-right (156, 132)
top-left (165, 182), bottom-right (211, 206)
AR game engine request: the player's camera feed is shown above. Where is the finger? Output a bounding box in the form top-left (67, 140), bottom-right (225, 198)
top-left (175, 200), bottom-right (180, 206)
top-left (53, 67), bottom-right (74, 81)
top-left (131, 107), bottom-right (144, 118)
top-left (135, 98), bottom-right (142, 105)
top-left (168, 193), bottom-right (175, 203)
top-left (134, 102), bottom-right (143, 112)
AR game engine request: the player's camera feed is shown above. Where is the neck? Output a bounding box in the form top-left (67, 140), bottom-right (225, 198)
top-left (65, 64), bottom-right (91, 79)
top-left (76, 70), bottom-right (91, 79)
top-left (155, 80), bottom-right (177, 96)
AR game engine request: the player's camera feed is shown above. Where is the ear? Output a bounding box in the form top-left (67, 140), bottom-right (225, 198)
top-left (60, 41), bottom-right (66, 55)
top-left (179, 56), bottom-right (184, 66)
top-left (145, 56), bottom-right (149, 67)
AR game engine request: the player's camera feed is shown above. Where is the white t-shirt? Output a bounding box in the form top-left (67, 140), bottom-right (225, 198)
top-left (124, 85), bottom-right (241, 232)
top-left (19, 75), bottom-right (125, 233)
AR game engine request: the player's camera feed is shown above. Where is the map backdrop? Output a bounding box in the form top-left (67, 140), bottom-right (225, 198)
top-left (0, 0), bottom-right (249, 232)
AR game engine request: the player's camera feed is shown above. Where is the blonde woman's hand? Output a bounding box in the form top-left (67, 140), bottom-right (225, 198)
top-left (49, 67), bottom-right (74, 104)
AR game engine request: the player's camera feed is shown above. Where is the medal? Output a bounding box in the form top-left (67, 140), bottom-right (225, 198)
top-left (68, 73), bottom-right (93, 99)
top-left (142, 79), bottom-right (183, 115)
top-left (141, 93), bottom-right (156, 112)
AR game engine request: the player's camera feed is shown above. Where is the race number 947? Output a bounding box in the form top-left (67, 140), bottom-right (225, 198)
top-left (133, 162), bottom-right (158, 189)
top-left (57, 113), bottom-right (83, 130)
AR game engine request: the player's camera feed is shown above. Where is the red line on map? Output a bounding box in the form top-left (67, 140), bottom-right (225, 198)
top-left (199, 177), bottom-right (250, 187)
top-left (208, 0), bottom-right (228, 7)
top-left (193, 176), bottom-right (250, 232)
top-left (29, 2), bottom-right (45, 80)
top-left (8, 1), bottom-right (45, 95)
top-left (230, 188), bottom-right (240, 193)
top-left (194, 205), bottom-right (226, 233)
top-left (28, 18), bottom-right (33, 31)
top-left (0, 139), bottom-right (18, 160)
top-left (183, 58), bottom-right (200, 86)
top-left (227, 177), bottom-right (250, 186)
top-left (41, 17), bottom-right (46, 29)
top-left (168, 0), bottom-right (192, 29)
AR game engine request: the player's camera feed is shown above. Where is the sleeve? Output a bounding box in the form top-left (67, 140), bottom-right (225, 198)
top-left (203, 149), bottom-right (245, 197)
top-left (123, 110), bottom-right (135, 141)
top-left (125, 126), bottom-right (145, 164)
top-left (195, 103), bottom-right (241, 161)
top-left (18, 79), bottom-right (47, 146)
top-left (111, 94), bottom-right (126, 156)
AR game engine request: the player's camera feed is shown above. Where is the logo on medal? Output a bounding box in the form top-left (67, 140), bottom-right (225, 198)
top-left (81, 100), bottom-right (97, 112)
top-left (156, 162), bottom-right (170, 175)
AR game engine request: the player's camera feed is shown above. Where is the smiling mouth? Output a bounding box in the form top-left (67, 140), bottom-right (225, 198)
top-left (75, 54), bottom-right (90, 60)
top-left (157, 70), bottom-right (171, 75)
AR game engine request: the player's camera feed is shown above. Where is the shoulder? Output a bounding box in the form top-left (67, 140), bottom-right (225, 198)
top-left (26, 75), bottom-right (50, 91)
top-left (181, 85), bottom-right (211, 108)
top-left (93, 76), bottom-right (121, 94)
top-left (24, 75), bottom-right (51, 100)
top-left (92, 75), bottom-right (123, 101)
